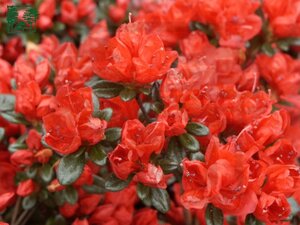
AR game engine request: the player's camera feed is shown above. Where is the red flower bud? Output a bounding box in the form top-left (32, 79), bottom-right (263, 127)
top-left (10, 150), bottom-right (34, 167)
top-left (16, 179), bottom-right (35, 197)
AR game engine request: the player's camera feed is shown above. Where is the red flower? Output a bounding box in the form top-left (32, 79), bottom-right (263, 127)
top-left (0, 192), bottom-right (15, 212)
top-left (37, 0), bottom-right (56, 30)
top-left (100, 96), bottom-right (139, 128)
top-left (15, 81), bottom-right (42, 120)
top-left (72, 218), bottom-right (89, 225)
top-left (181, 138), bottom-right (258, 216)
top-left (134, 164), bottom-right (168, 189)
top-left (132, 208), bottom-right (159, 225)
top-left (26, 129), bottom-right (42, 150)
top-left (259, 139), bottom-right (297, 165)
top-left (61, 0), bottom-right (78, 25)
top-left (158, 103), bottom-right (188, 136)
top-left (256, 53), bottom-right (300, 96)
top-left (79, 194), bottom-right (102, 215)
top-left (263, 0), bottom-right (300, 38)
top-left (109, 144), bottom-right (140, 180)
top-left (92, 21), bottom-right (177, 85)
top-left (0, 163), bottom-right (16, 195)
top-left (254, 192), bottom-right (291, 224)
top-left (121, 119), bottom-right (165, 161)
top-left (77, 110), bottom-right (107, 145)
top-left (10, 150), bottom-right (34, 167)
top-left (251, 110), bottom-right (290, 146)
top-left (43, 108), bottom-right (81, 155)
top-left (35, 148), bottom-right (53, 164)
top-left (60, 202), bottom-right (79, 218)
top-left (160, 69), bottom-right (186, 105)
top-left (73, 165), bottom-right (93, 186)
top-left (16, 179), bottom-right (36, 197)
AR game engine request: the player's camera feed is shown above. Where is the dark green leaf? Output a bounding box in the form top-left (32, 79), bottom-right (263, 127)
top-left (57, 150), bottom-right (85, 185)
top-left (88, 145), bottom-right (107, 166)
top-left (53, 191), bottom-right (66, 206)
top-left (0, 112), bottom-right (30, 125)
top-left (90, 80), bottom-right (123, 99)
top-left (0, 94), bottom-right (15, 112)
top-left (22, 195), bottom-right (37, 210)
top-left (92, 93), bottom-right (100, 114)
top-left (186, 122), bottom-right (209, 136)
top-left (189, 152), bottom-right (205, 161)
top-left (64, 186), bottom-right (78, 205)
top-left (159, 138), bottom-right (185, 173)
top-left (105, 174), bottom-right (131, 192)
top-left (120, 88), bottom-right (136, 101)
top-left (178, 133), bottom-right (200, 152)
top-left (82, 184), bottom-right (106, 194)
top-left (105, 127), bottom-right (121, 142)
top-left (93, 108), bottom-right (113, 121)
top-left (0, 128), bottom-right (5, 142)
top-left (205, 203), bottom-right (223, 225)
top-left (245, 214), bottom-right (264, 225)
top-left (137, 183), bottom-right (152, 206)
top-left (40, 164), bottom-right (54, 183)
top-left (151, 101), bottom-right (164, 113)
top-left (151, 188), bottom-right (170, 213)
top-left (261, 43), bottom-right (275, 56)
top-left (8, 142), bottom-right (28, 153)
top-left (25, 165), bottom-right (38, 178)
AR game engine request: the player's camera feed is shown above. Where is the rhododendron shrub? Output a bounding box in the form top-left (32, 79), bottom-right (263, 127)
top-left (0, 0), bottom-right (299, 225)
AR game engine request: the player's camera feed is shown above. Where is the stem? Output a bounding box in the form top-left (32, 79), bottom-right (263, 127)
top-left (11, 197), bottom-right (21, 225)
top-left (136, 95), bottom-right (151, 124)
top-left (14, 208), bottom-right (35, 225)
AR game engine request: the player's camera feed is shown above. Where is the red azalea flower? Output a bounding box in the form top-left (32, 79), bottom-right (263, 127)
top-left (121, 119), bottom-right (165, 161)
top-left (92, 21), bottom-right (177, 85)
top-left (43, 108), bottom-right (81, 155)
top-left (15, 81), bottom-right (42, 120)
top-left (158, 103), bottom-right (188, 136)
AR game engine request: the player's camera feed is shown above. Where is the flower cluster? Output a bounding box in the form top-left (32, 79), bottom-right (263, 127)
top-left (0, 0), bottom-right (299, 225)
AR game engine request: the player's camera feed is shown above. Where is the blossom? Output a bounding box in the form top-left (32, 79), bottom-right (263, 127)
top-left (92, 21), bottom-right (177, 85)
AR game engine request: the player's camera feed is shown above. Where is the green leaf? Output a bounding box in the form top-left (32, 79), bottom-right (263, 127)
top-left (0, 127), bottom-right (5, 142)
top-left (189, 152), bottom-right (205, 161)
top-left (178, 133), bottom-right (200, 152)
top-left (0, 94), bottom-right (15, 112)
top-left (93, 108), bottom-right (113, 121)
top-left (245, 214), bottom-right (264, 225)
top-left (64, 186), bottom-right (78, 205)
top-left (105, 174), bottom-right (131, 192)
top-left (82, 184), bottom-right (106, 194)
top-left (88, 145), bottom-right (107, 166)
top-left (261, 43), bottom-right (275, 56)
top-left (57, 150), bottom-right (85, 185)
top-left (53, 191), bottom-right (66, 206)
top-left (151, 101), bottom-right (164, 113)
top-left (90, 80), bottom-right (123, 99)
top-left (40, 164), bottom-right (54, 183)
top-left (120, 88), bottom-right (136, 101)
top-left (25, 165), bottom-right (38, 178)
top-left (159, 138), bottom-right (185, 173)
top-left (0, 112), bottom-right (30, 125)
top-left (22, 195), bottom-right (37, 210)
top-left (8, 142), bottom-right (28, 153)
top-left (137, 183), bottom-right (152, 206)
top-left (186, 122), bottom-right (209, 136)
top-left (105, 127), bottom-right (121, 142)
top-left (92, 93), bottom-right (100, 114)
top-left (151, 188), bottom-right (170, 213)
top-left (205, 203), bottom-right (223, 225)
